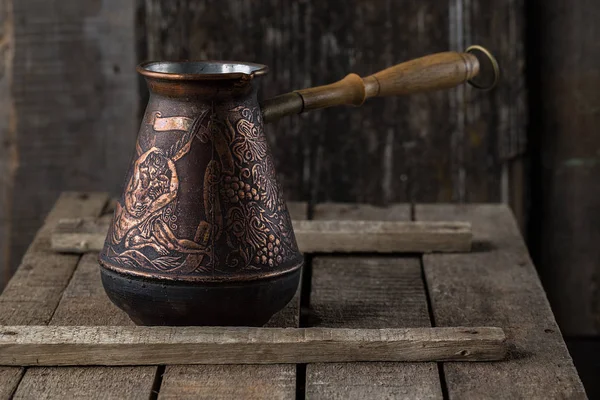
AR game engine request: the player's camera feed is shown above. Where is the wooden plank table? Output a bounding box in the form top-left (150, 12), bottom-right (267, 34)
top-left (0, 193), bottom-right (587, 399)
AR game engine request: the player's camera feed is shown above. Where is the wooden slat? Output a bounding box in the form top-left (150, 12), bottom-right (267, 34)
top-left (0, 326), bottom-right (506, 366)
top-left (0, 192), bottom-right (108, 399)
top-left (417, 204), bottom-right (587, 399)
top-left (13, 366), bottom-right (157, 400)
top-left (0, 367), bottom-right (20, 400)
top-left (159, 365), bottom-right (296, 400)
top-left (51, 217), bottom-right (472, 254)
top-left (306, 203), bottom-right (444, 398)
top-left (48, 253), bottom-right (131, 326)
top-left (312, 203), bottom-right (412, 221)
top-left (13, 253), bottom-right (156, 399)
top-left (0, 0), bottom-right (15, 288)
top-left (157, 202), bottom-right (306, 399)
top-left (294, 220), bottom-right (471, 253)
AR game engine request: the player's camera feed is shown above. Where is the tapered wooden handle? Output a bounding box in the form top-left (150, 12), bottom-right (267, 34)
top-left (261, 46), bottom-right (498, 124)
top-left (297, 52), bottom-right (479, 110)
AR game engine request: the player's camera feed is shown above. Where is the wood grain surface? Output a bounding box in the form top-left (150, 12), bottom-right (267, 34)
top-left (0, 193), bottom-right (108, 399)
top-left (0, 326), bottom-right (507, 366)
top-left (51, 217), bottom-right (472, 254)
top-left (12, 251), bottom-right (156, 400)
top-left (0, 196), bottom-right (586, 398)
top-left (418, 204), bottom-right (587, 399)
top-left (305, 203), bottom-right (442, 399)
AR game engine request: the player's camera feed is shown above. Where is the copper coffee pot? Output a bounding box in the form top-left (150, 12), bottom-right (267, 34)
top-left (98, 46), bottom-right (498, 326)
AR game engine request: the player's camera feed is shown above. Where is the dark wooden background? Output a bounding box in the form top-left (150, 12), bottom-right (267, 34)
top-left (1, 0), bottom-right (599, 393)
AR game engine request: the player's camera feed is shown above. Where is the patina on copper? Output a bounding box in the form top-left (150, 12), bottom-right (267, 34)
top-left (99, 48), bottom-right (499, 326)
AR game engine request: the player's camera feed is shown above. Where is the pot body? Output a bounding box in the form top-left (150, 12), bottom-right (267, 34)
top-left (98, 65), bottom-right (303, 326)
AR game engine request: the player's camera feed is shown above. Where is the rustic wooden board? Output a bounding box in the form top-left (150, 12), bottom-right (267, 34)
top-left (51, 217), bottom-right (472, 254)
top-left (4, 0), bottom-right (138, 289)
top-left (13, 366), bottom-right (156, 400)
top-left (0, 193), bottom-right (108, 399)
top-left (0, 326), bottom-right (506, 366)
top-left (49, 253), bottom-right (132, 326)
top-left (294, 220), bottom-right (471, 253)
top-left (417, 204), bottom-right (587, 399)
top-left (12, 253), bottom-right (157, 399)
top-left (306, 203), bottom-right (443, 398)
top-left (158, 319), bottom-right (300, 399)
top-left (0, 0), bottom-right (15, 289)
top-left (306, 256), bottom-right (444, 399)
top-left (159, 365), bottom-right (296, 400)
top-left (157, 202), bottom-right (306, 399)
top-left (312, 202), bottom-right (411, 221)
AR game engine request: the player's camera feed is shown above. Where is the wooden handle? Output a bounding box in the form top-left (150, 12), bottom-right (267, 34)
top-left (297, 51), bottom-right (479, 110)
top-left (261, 47), bottom-right (498, 124)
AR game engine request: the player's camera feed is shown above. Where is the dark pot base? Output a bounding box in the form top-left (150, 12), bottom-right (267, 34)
top-left (100, 267), bottom-right (301, 326)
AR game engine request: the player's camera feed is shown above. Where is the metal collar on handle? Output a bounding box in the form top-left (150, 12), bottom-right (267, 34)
top-left (466, 45), bottom-right (500, 90)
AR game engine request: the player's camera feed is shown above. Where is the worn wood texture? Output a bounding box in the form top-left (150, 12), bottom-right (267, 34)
top-left (141, 0), bottom-right (525, 209)
top-left (4, 0), bottom-right (138, 287)
top-left (51, 217), bottom-right (472, 254)
top-left (13, 252), bottom-right (157, 400)
top-left (48, 253), bottom-right (132, 327)
top-left (418, 204), bottom-right (587, 399)
top-left (157, 201), bottom-right (306, 399)
top-left (306, 203), bottom-right (442, 399)
top-left (527, 0), bottom-right (600, 336)
top-left (0, 326), bottom-right (507, 366)
top-left (307, 257), bottom-right (444, 399)
top-left (446, 0), bottom-right (526, 203)
top-left (294, 220), bottom-right (472, 253)
top-left (160, 365), bottom-right (296, 400)
top-left (13, 366), bottom-right (156, 400)
top-left (0, 0), bottom-right (15, 289)
top-left (0, 193), bottom-right (108, 399)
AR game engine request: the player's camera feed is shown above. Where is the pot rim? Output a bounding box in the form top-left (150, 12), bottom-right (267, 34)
top-left (137, 60), bottom-right (269, 81)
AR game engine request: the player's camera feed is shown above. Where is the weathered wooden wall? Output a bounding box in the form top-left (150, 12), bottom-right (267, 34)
top-left (0, 0), bottom-right (138, 286)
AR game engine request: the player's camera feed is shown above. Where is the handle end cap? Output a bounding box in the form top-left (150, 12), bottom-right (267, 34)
top-left (466, 45), bottom-right (499, 90)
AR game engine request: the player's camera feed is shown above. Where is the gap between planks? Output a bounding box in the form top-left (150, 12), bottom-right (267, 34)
top-left (0, 326), bottom-right (506, 366)
top-left (51, 217), bottom-right (472, 254)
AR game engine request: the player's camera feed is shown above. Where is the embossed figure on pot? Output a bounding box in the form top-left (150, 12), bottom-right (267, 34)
top-left (98, 47), bottom-right (499, 326)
